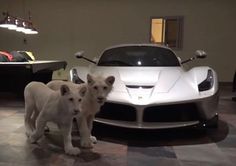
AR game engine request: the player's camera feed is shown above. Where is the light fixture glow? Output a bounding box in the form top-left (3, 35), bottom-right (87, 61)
top-left (0, 16), bottom-right (17, 29)
top-left (0, 12), bottom-right (38, 35)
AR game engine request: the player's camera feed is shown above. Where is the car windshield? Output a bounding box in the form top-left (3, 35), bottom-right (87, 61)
top-left (98, 46), bottom-right (180, 67)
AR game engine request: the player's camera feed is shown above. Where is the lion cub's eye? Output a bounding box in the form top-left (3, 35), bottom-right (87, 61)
top-left (69, 98), bottom-right (74, 102)
top-left (78, 98), bottom-right (82, 102)
top-left (94, 86), bottom-right (98, 90)
top-left (103, 86), bottom-right (108, 90)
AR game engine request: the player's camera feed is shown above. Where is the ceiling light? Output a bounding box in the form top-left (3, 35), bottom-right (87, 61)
top-left (0, 15), bottom-right (17, 30)
top-left (0, 12), bottom-right (38, 35)
top-left (15, 19), bottom-right (25, 32)
top-left (22, 21), bottom-right (38, 34)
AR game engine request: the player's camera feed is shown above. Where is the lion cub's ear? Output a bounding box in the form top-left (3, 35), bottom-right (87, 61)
top-left (105, 76), bottom-right (115, 86)
top-left (60, 84), bottom-right (70, 96)
top-left (79, 85), bottom-right (87, 97)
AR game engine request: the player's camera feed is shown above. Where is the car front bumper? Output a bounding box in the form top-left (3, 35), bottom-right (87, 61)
top-left (95, 91), bottom-right (219, 129)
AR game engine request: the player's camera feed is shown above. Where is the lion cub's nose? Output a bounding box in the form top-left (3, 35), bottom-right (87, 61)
top-left (74, 109), bottom-right (79, 115)
top-left (98, 97), bottom-right (104, 100)
top-left (97, 97), bottom-right (104, 104)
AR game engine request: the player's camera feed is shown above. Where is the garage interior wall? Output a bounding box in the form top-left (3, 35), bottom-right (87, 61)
top-left (0, 0), bottom-right (235, 82)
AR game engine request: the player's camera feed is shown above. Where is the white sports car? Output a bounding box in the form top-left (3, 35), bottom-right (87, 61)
top-left (70, 44), bottom-right (219, 129)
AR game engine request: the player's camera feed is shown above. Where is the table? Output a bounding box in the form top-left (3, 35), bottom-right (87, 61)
top-left (0, 60), bottom-right (67, 94)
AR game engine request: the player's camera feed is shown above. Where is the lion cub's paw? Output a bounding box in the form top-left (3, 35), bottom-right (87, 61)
top-left (80, 138), bottom-right (93, 148)
top-left (65, 147), bottom-right (81, 155)
top-left (90, 136), bottom-right (97, 144)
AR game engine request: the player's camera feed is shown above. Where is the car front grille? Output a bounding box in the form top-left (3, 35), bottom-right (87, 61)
top-left (96, 102), bottom-right (201, 123)
top-left (96, 103), bottom-right (136, 121)
top-left (143, 103), bottom-right (200, 122)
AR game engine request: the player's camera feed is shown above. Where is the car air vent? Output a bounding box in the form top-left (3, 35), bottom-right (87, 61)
top-left (126, 85), bottom-right (154, 89)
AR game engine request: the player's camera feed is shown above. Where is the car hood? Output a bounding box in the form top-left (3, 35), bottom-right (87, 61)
top-left (88, 66), bottom-right (198, 103)
top-left (98, 67), bottom-right (182, 92)
top-left (76, 66), bottom-right (201, 105)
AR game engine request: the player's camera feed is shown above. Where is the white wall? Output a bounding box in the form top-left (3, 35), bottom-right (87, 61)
top-left (0, 0), bottom-right (235, 81)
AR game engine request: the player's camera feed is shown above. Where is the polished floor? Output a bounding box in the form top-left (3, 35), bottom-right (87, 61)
top-left (0, 86), bottom-right (236, 166)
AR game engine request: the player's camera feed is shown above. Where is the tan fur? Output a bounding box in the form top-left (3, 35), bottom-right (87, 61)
top-left (24, 81), bottom-right (86, 155)
top-left (47, 74), bottom-right (115, 148)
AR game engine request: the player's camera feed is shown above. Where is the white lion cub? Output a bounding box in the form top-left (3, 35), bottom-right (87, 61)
top-left (47, 74), bottom-right (115, 148)
top-left (78, 74), bottom-right (115, 148)
top-left (24, 81), bottom-right (86, 155)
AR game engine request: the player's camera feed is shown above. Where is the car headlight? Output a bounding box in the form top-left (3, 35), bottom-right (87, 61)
top-left (71, 68), bottom-right (84, 84)
top-left (198, 69), bottom-right (214, 91)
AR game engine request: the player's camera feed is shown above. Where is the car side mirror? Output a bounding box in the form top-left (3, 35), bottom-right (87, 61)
top-left (75, 51), bottom-right (85, 59)
top-left (181, 50), bottom-right (207, 64)
top-left (195, 50), bottom-right (207, 59)
top-left (74, 51), bottom-right (96, 64)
